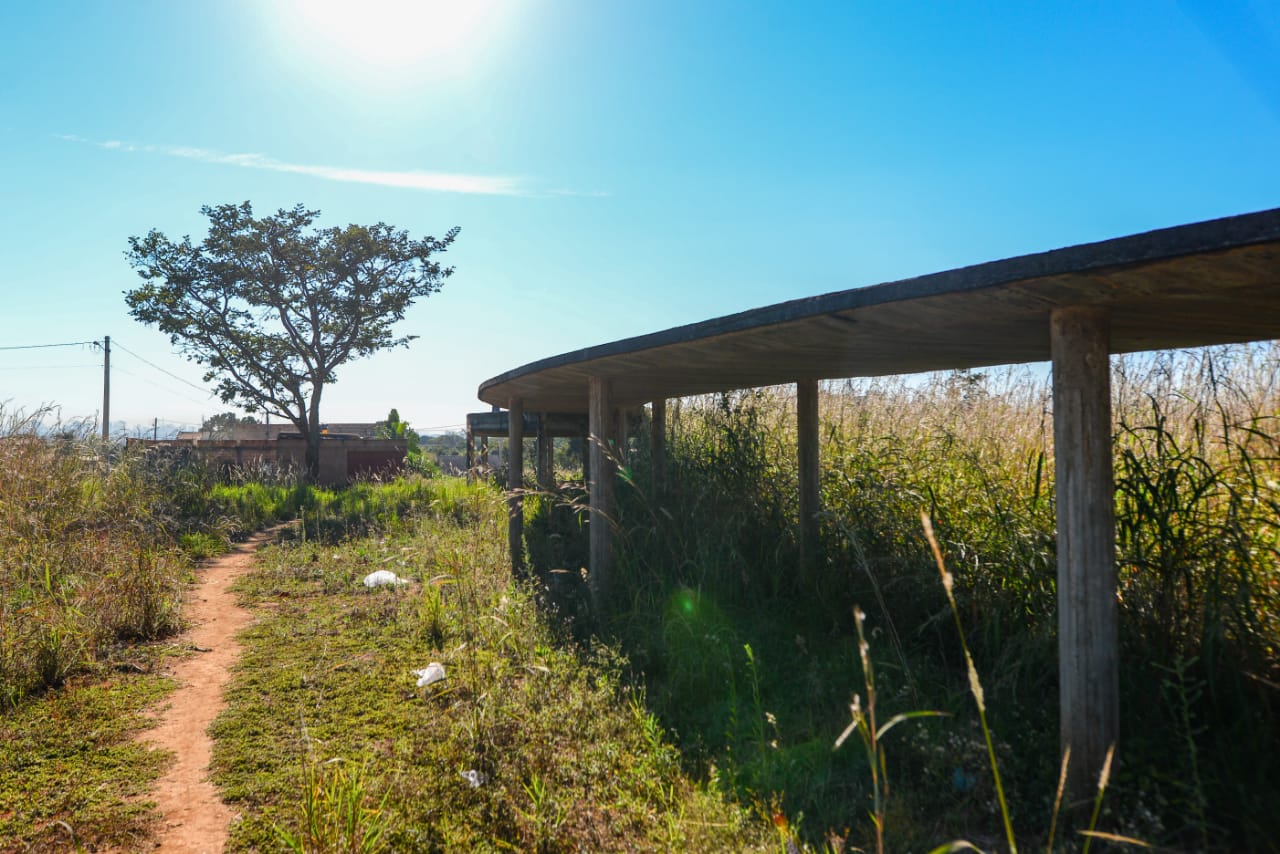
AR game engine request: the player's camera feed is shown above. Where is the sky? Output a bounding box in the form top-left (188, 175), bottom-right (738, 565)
top-left (2, 0), bottom-right (1279, 437)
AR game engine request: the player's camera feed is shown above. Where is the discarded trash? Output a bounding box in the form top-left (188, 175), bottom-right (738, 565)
top-left (460, 769), bottom-right (488, 788)
top-left (362, 569), bottom-right (408, 588)
top-left (413, 662), bottom-right (447, 687)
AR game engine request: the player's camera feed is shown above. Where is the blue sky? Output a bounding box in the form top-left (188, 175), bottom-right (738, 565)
top-left (2, 1), bottom-right (1278, 436)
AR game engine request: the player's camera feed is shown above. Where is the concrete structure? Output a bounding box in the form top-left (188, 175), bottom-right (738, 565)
top-left (437, 451), bottom-right (499, 476)
top-left (176, 422), bottom-right (386, 442)
top-left (475, 206), bottom-right (1280, 795)
top-left (131, 434), bottom-right (407, 486)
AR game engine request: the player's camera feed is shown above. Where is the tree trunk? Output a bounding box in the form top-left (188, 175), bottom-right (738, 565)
top-left (305, 428), bottom-right (321, 483)
top-left (305, 384), bottom-right (324, 483)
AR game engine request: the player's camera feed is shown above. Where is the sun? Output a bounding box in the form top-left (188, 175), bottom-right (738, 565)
top-left (282, 0), bottom-right (503, 75)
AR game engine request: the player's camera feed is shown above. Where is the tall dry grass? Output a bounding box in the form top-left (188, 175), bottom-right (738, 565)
top-left (0, 407), bottom-right (188, 707)
top-left (554, 342), bottom-right (1280, 849)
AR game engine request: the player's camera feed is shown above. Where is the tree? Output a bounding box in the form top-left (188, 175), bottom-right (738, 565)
top-left (376, 407), bottom-right (412, 439)
top-left (378, 407), bottom-right (435, 475)
top-left (125, 202), bottom-right (458, 480)
top-left (200, 411), bottom-right (259, 436)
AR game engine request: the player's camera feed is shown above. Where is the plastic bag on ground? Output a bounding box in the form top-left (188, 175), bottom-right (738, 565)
top-left (413, 662), bottom-right (446, 687)
top-left (362, 569), bottom-right (408, 588)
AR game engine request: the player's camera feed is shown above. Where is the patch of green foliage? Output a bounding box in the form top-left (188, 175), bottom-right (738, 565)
top-left (0, 412), bottom-right (193, 707)
top-left (0, 667), bottom-right (176, 850)
top-left (520, 345), bottom-right (1280, 851)
top-left (210, 479), bottom-right (772, 852)
top-left (178, 530), bottom-right (232, 560)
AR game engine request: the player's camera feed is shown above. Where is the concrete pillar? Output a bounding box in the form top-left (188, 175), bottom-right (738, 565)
top-left (1050, 306), bottom-right (1118, 799)
top-left (650, 398), bottom-right (666, 494)
top-left (536, 413), bottom-right (555, 491)
top-left (465, 424), bottom-right (475, 482)
top-left (508, 398), bottom-right (525, 576)
top-left (797, 379), bottom-right (821, 569)
top-left (614, 406), bottom-right (629, 466)
top-left (588, 377), bottom-right (615, 609)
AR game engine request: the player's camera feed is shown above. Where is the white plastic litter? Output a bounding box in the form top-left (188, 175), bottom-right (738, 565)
top-left (362, 569), bottom-right (408, 588)
top-left (413, 662), bottom-right (447, 687)
top-left (460, 769), bottom-right (487, 789)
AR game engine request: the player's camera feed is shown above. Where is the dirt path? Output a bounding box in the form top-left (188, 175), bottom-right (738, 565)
top-left (139, 529), bottom-right (278, 853)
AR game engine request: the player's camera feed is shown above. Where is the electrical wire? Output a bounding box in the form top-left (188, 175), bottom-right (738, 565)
top-left (0, 340), bottom-right (98, 351)
top-left (111, 364), bottom-right (215, 409)
top-left (0, 364), bottom-right (99, 371)
top-left (0, 337), bottom-right (216, 430)
top-left (111, 340), bottom-right (212, 395)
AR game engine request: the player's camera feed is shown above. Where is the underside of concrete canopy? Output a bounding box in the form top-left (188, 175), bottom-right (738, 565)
top-left (476, 206), bottom-right (1280, 798)
top-left (479, 208), bottom-right (1280, 411)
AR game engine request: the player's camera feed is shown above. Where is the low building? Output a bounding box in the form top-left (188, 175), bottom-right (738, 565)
top-left (131, 430), bottom-right (407, 486)
top-left (176, 422), bottom-right (386, 442)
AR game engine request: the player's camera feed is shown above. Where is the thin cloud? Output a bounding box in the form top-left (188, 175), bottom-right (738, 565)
top-left (548, 187), bottom-right (611, 198)
top-left (58, 133), bottom-right (527, 196)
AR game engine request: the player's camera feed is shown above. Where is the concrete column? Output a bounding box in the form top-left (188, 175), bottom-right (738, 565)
top-left (508, 399), bottom-right (525, 576)
top-left (588, 377), bottom-right (615, 609)
top-left (536, 413), bottom-right (555, 491)
top-left (614, 406), bottom-right (629, 466)
top-left (650, 398), bottom-right (666, 494)
top-left (465, 424), bottom-right (475, 482)
top-left (797, 379), bottom-right (821, 569)
top-left (1051, 306), bottom-right (1118, 799)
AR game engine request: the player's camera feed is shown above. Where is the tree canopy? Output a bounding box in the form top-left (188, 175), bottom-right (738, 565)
top-left (125, 202), bottom-right (458, 479)
top-left (200, 411), bottom-right (259, 435)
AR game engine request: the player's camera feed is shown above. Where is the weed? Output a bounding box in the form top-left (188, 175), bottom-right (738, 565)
top-left (576, 345), bottom-right (1279, 849)
top-left (834, 606), bottom-right (945, 854)
top-left (0, 406), bottom-right (190, 704)
top-left (276, 757), bottom-right (390, 854)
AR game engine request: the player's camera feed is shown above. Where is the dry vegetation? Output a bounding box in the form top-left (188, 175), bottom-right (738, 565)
top-left (568, 343), bottom-right (1280, 850)
top-left (0, 409), bottom-right (188, 708)
top-left (3, 341), bottom-right (1277, 851)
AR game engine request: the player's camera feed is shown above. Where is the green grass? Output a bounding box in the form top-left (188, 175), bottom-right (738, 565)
top-left (0, 662), bottom-right (177, 850)
top-left (209, 481), bottom-right (774, 852)
top-left (6, 343), bottom-right (1277, 851)
top-left (0, 414), bottom-right (502, 852)
top-left (515, 346), bottom-right (1280, 851)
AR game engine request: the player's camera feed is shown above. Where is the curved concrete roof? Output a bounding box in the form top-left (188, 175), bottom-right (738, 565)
top-left (479, 208), bottom-right (1280, 412)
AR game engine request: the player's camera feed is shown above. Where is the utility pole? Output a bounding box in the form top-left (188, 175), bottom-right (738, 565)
top-left (101, 335), bottom-right (110, 444)
top-left (153, 417), bottom-right (158, 442)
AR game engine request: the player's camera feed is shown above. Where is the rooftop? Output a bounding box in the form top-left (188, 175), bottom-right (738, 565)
top-left (478, 207), bottom-right (1280, 411)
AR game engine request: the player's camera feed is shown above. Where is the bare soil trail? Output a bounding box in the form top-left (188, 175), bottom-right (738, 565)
top-left (138, 527), bottom-right (282, 853)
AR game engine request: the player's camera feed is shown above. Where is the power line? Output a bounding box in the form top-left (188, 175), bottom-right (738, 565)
top-left (0, 340), bottom-right (98, 351)
top-left (111, 364), bottom-right (214, 408)
top-left (0, 364), bottom-right (99, 371)
top-left (111, 340), bottom-right (212, 396)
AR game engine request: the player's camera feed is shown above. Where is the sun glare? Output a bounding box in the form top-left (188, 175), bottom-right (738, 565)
top-left (283, 0), bottom-right (503, 76)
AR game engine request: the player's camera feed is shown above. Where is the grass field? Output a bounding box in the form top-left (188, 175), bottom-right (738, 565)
top-left (209, 482), bottom-right (774, 852)
top-left (3, 342), bottom-right (1277, 851)
top-left (551, 344), bottom-right (1280, 850)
